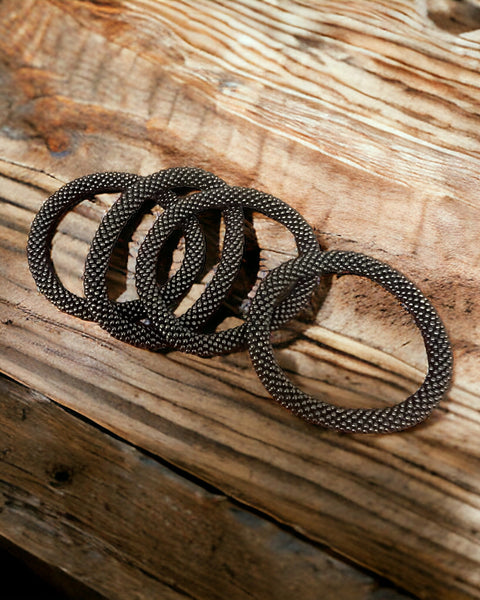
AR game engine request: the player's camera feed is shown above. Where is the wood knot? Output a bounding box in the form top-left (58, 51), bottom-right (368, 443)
top-left (427, 0), bottom-right (480, 33)
top-left (48, 465), bottom-right (74, 487)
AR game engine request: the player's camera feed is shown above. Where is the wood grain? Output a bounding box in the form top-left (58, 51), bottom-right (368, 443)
top-left (1, 1), bottom-right (479, 599)
top-left (0, 374), bottom-right (415, 600)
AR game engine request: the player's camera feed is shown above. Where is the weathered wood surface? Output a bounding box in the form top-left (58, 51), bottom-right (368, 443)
top-left (0, 1), bottom-right (479, 599)
top-left (0, 375), bottom-right (414, 600)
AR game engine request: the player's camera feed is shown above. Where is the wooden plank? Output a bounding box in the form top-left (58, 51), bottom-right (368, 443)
top-left (0, 1), bottom-right (479, 599)
top-left (0, 375), bottom-right (413, 600)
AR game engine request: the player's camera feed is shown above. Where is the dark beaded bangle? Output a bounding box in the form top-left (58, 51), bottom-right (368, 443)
top-left (246, 250), bottom-right (453, 433)
top-left (135, 185), bottom-right (321, 356)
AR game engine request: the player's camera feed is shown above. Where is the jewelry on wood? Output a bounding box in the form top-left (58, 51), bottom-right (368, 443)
top-left (27, 167), bottom-right (453, 433)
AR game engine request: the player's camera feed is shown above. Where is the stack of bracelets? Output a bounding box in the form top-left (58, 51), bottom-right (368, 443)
top-left (27, 167), bottom-right (453, 433)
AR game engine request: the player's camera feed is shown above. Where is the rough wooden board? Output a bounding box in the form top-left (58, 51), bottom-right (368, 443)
top-left (0, 375), bottom-right (415, 600)
top-left (0, 1), bottom-right (479, 599)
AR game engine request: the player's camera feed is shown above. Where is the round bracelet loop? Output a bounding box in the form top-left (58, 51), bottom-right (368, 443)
top-left (82, 167), bottom-right (240, 349)
top-left (246, 250), bottom-right (453, 433)
top-left (27, 172), bottom-right (144, 320)
top-left (135, 185), bottom-right (322, 356)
